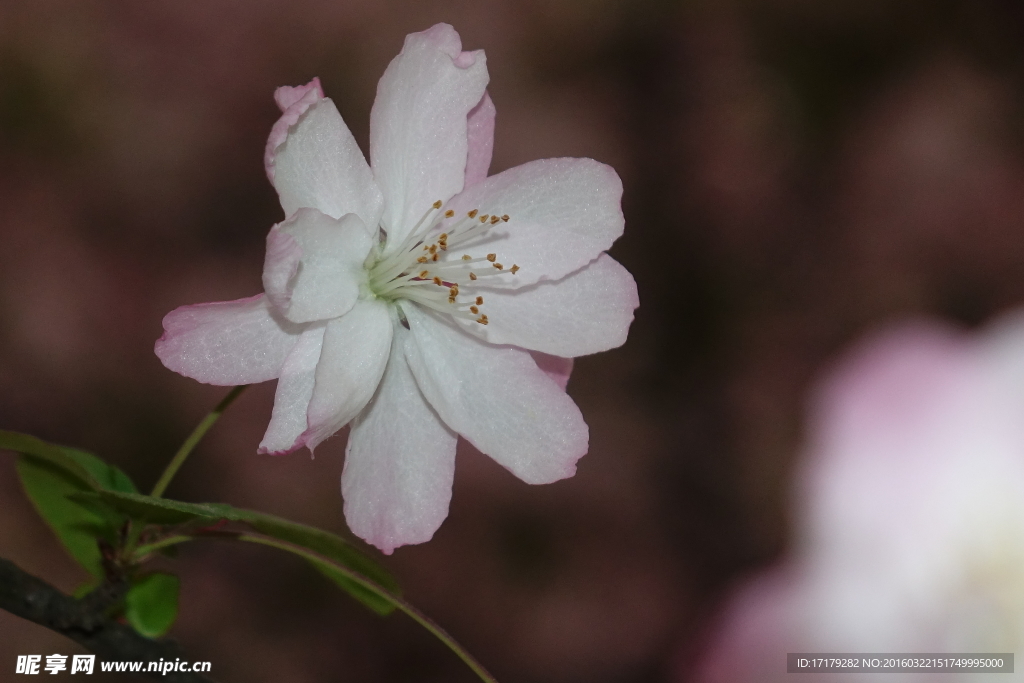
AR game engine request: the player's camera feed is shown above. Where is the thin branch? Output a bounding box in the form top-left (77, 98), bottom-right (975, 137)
top-left (237, 534), bottom-right (499, 683)
top-left (151, 386), bottom-right (247, 499)
top-left (0, 557), bottom-right (215, 683)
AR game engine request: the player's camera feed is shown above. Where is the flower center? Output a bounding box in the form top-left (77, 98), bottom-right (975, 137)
top-left (366, 200), bottom-right (518, 325)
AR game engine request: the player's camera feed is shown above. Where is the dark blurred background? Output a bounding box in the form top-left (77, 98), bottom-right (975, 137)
top-left (3, 1), bottom-right (1024, 681)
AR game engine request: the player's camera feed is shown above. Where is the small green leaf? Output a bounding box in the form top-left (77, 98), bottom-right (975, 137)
top-left (61, 447), bottom-right (137, 494)
top-left (308, 559), bottom-right (395, 615)
top-left (92, 489), bottom-right (400, 613)
top-left (15, 455), bottom-right (111, 577)
top-left (3, 433), bottom-right (139, 578)
top-left (125, 572), bottom-right (179, 638)
top-left (0, 431), bottom-right (100, 490)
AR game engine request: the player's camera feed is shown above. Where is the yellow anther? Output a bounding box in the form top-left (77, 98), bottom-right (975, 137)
top-left (419, 270), bottom-right (429, 278)
top-left (479, 214), bottom-right (489, 223)
top-left (432, 200), bottom-right (443, 209)
top-left (444, 209), bottom-right (455, 218)
top-left (439, 233), bottom-right (448, 240)
top-left (469, 272), bottom-right (477, 280)
top-left (431, 253), bottom-right (438, 261)
top-left (470, 305), bottom-right (479, 314)
top-left (429, 244), bottom-right (437, 254)
top-left (501, 215), bottom-right (509, 222)
top-left (493, 263), bottom-right (503, 270)
top-left (432, 277), bottom-right (443, 286)
top-left (476, 315), bottom-right (489, 325)
top-left (417, 256), bottom-right (428, 263)
top-left (462, 254), bottom-right (472, 261)
top-left (468, 209), bottom-right (478, 218)
top-left (490, 215), bottom-right (500, 224)
top-left (448, 296), bottom-right (456, 304)
top-left (486, 254), bottom-right (496, 262)
top-left (475, 296), bottom-right (483, 305)
top-left (509, 264), bottom-right (520, 274)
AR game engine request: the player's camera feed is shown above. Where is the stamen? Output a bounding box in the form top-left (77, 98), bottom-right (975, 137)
top-left (367, 201), bottom-right (517, 326)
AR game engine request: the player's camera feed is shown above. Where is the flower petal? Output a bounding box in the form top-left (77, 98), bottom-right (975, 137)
top-left (269, 93), bottom-right (383, 230)
top-left (258, 324), bottom-right (326, 455)
top-left (531, 352), bottom-right (574, 390)
top-left (442, 158), bottom-right (624, 286)
top-left (459, 254), bottom-right (638, 357)
top-left (370, 23), bottom-right (488, 254)
top-left (262, 210), bottom-right (373, 324)
top-left (343, 325), bottom-right (457, 554)
top-left (402, 304), bottom-right (588, 484)
top-left (464, 91), bottom-right (495, 188)
top-left (264, 78), bottom-right (323, 183)
top-left (155, 294), bottom-right (303, 385)
top-left (302, 299), bottom-right (394, 452)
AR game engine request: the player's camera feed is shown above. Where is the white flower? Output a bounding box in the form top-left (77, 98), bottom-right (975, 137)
top-left (155, 24), bottom-right (638, 553)
top-left (694, 314), bottom-right (1024, 682)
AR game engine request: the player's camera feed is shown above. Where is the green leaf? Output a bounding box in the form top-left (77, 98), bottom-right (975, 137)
top-left (0, 431), bottom-right (100, 490)
top-left (91, 489), bottom-right (400, 613)
top-left (3, 432), bottom-right (140, 577)
top-left (15, 455), bottom-right (110, 577)
top-left (307, 557), bottom-right (395, 615)
top-left (61, 447), bottom-right (137, 494)
top-left (125, 572), bottom-right (179, 637)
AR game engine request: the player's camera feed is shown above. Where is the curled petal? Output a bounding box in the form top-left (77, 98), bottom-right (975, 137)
top-left (343, 325), bottom-right (457, 554)
top-left (462, 254), bottom-right (638, 357)
top-left (464, 91), bottom-right (495, 188)
top-left (262, 210), bottom-right (373, 324)
top-left (264, 78), bottom-right (323, 183)
top-left (274, 78), bottom-right (323, 111)
top-left (269, 94), bottom-right (383, 230)
top-left (370, 23), bottom-right (489, 254)
top-left (402, 304), bottom-right (588, 484)
top-left (155, 294), bottom-right (303, 385)
top-left (442, 157), bottom-right (624, 287)
top-left (258, 324), bottom-right (326, 455)
top-left (302, 299), bottom-right (394, 452)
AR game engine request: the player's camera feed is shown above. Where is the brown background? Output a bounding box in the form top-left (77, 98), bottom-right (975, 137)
top-left (3, 1), bottom-right (1024, 681)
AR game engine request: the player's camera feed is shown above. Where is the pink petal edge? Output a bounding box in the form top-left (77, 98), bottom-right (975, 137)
top-left (264, 78), bottom-right (324, 183)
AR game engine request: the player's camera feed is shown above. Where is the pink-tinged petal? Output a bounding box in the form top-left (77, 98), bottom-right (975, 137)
top-left (302, 299), bottom-right (394, 452)
top-left (155, 294), bottom-right (303, 386)
top-left (343, 326), bottom-right (457, 554)
top-left (531, 352), bottom-right (573, 390)
top-left (442, 158), bottom-right (624, 287)
top-left (370, 23), bottom-right (489, 254)
top-left (264, 79), bottom-right (323, 183)
top-left (258, 324), bottom-right (326, 455)
top-left (464, 91), bottom-right (495, 188)
top-left (462, 254), bottom-right (639, 357)
top-left (262, 210), bottom-right (373, 324)
top-left (402, 304), bottom-right (588, 484)
top-left (269, 96), bottom-right (383, 230)
top-left (274, 78), bottom-right (323, 112)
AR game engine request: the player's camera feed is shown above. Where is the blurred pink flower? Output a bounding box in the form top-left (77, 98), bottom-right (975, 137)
top-left (694, 314), bottom-right (1024, 682)
top-left (155, 24), bottom-right (638, 553)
